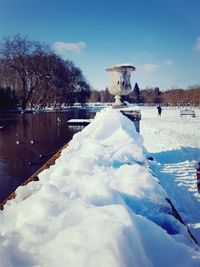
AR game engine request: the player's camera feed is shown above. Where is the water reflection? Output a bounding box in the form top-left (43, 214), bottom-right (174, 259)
top-left (0, 108), bottom-right (98, 202)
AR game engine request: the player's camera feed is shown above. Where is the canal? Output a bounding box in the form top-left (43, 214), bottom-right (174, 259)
top-left (0, 108), bottom-right (99, 202)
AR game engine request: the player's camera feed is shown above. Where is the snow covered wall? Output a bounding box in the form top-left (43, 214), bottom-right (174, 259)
top-left (0, 108), bottom-right (200, 267)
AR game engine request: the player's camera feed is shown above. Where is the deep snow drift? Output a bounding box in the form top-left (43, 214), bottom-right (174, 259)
top-left (0, 107), bottom-right (200, 267)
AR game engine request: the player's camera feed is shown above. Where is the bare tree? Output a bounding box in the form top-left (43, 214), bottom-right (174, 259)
top-left (0, 35), bottom-right (49, 109)
top-left (63, 60), bottom-right (91, 106)
top-left (0, 35), bottom-right (91, 109)
top-left (88, 90), bottom-right (101, 103)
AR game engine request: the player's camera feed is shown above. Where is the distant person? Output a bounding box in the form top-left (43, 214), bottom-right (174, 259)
top-left (157, 105), bottom-right (162, 116)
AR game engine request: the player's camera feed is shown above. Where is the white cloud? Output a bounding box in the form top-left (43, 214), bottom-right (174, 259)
top-left (141, 64), bottom-right (161, 73)
top-left (53, 41), bottom-right (86, 53)
top-left (164, 59), bottom-right (174, 66)
top-left (195, 37), bottom-right (200, 52)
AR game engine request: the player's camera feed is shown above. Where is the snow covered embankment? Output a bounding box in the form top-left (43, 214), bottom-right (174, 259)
top-left (0, 108), bottom-right (200, 267)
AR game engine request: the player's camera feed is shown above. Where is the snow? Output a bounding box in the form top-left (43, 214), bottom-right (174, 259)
top-left (140, 106), bottom-right (200, 244)
top-left (106, 63), bottom-right (135, 71)
top-left (67, 119), bottom-right (93, 123)
top-left (0, 107), bottom-right (200, 267)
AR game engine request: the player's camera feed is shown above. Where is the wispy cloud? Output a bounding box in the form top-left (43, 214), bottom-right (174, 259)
top-left (140, 64), bottom-right (161, 73)
top-left (164, 59), bottom-right (174, 66)
top-left (53, 41), bottom-right (86, 54)
top-left (195, 37), bottom-right (200, 52)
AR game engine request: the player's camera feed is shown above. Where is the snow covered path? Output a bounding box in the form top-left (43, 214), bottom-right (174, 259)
top-left (140, 106), bottom-right (200, 244)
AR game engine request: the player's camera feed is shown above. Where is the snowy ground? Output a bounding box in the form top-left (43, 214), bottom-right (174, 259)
top-left (0, 106), bottom-right (200, 267)
top-left (140, 106), bottom-right (200, 244)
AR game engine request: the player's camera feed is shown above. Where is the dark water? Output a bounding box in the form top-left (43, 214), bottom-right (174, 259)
top-left (0, 108), bottom-right (98, 202)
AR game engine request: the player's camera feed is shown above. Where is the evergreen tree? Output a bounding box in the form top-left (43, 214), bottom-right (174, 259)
top-left (154, 87), bottom-right (161, 96)
top-left (134, 83), bottom-right (140, 103)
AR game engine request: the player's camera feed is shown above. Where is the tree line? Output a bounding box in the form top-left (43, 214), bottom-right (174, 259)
top-left (0, 35), bottom-right (91, 110)
top-left (1, 35), bottom-right (199, 110)
top-left (88, 83), bottom-right (200, 106)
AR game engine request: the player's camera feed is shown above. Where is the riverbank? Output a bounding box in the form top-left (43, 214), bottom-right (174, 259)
top-left (0, 104), bottom-right (105, 114)
top-left (0, 108), bottom-right (96, 201)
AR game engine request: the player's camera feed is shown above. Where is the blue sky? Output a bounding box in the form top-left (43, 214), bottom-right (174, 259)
top-left (0, 0), bottom-right (200, 91)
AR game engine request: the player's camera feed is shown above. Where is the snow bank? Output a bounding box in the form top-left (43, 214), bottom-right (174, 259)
top-left (0, 108), bottom-right (200, 267)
